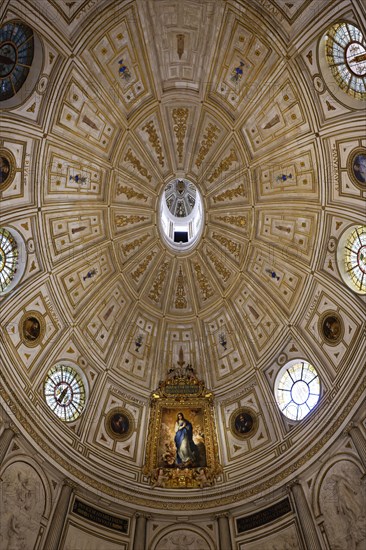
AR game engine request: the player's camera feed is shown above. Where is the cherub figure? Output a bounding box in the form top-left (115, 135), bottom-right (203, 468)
top-left (151, 468), bottom-right (169, 489)
top-left (195, 468), bottom-right (212, 488)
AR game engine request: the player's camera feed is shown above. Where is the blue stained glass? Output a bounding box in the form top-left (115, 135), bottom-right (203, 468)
top-left (0, 21), bottom-right (34, 101)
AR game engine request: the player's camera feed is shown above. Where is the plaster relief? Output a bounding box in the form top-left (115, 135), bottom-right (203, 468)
top-left (320, 461), bottom-right (366, 550)
top-left (0, 462), bottom-right (45, 550)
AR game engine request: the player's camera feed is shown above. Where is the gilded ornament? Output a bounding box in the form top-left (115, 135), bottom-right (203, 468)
top-left (175, 266), bottom-right (187, 309)
top-left (208, 149), bottom-right (238, 183)
top-left (195, 123), bottom-right (220, 168)
top-left (193, 263), bottom-right (214, 300)
top-left (206, 249), bottom-right (231, 281)
top-left (142, 121), bottom-right (164, 167)
top-left (212, 183), bottom-right (246, 203)
top-left (121, 235), bottom-right (149, 256)
top-left (116, 184), bottom-right (148, 202)
top-left (124, 149), bottom-right (152, 182)
top-left (148, 261), bottom-right (169, 302)
top-left (115, 214), bottom-right (147, 227)
top-left (144, 369), bottom-right (222, 489)
top-left (212, 233), bottom-right (241, 257)
top-left (172, 108), bottom-right (189, 163)
top-left (131, 251), bottom-right (156, 282)
top-left (217, 215), bottom-right (246, 228)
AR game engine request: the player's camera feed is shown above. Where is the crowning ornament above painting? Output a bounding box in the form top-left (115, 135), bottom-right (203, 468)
top-left (144, 358), bottom-right (221, 489)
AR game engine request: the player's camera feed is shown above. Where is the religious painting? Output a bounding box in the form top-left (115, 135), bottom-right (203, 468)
top-left (319, 311), bottom-right (343, 345)
top-left (230, 407), bottom-right (258, 439)
top-left (144, 367), bottom-right (221, 488)
top-left (105, 408), bottom-right (133, 440)
top-left (347, 147), bottom-right (366, 187)
top-left (0, 148), bottom-right (16, 190)
top-left (158, 408), bottom-right (207, 469)
top-left (20, 311), bottom-right (44, 347)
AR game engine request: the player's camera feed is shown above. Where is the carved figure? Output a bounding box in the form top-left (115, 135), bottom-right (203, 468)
top-left (152, 468), bottom-right (169, 489)
top-left (195, 468), bottom-right (212, 488)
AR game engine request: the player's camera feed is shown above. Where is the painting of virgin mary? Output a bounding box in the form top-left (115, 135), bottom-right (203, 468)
top-left (157, 408), bottom-right (207, 469)
top-left (174, 412), bottom-right (199, 466)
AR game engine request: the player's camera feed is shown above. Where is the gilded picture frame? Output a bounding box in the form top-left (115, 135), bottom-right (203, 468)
top-left (144, 375), bottom-right (222, 489)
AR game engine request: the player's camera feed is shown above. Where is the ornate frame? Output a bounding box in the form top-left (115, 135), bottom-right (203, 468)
top-left (229, 406), bottom-right (259, 439)
top-left (144, 375), bottom-right (222, 488)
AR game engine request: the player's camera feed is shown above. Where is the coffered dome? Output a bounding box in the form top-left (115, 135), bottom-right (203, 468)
top-left (0, 1), bottom-right (365, 549)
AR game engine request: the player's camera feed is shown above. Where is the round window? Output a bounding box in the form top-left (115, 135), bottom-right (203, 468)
top-left (44, 364), bottom-right (87, 422)
top-left (337, 225), bottom-right (366, 294)
top-left (325, 22), bottom-right (366, 99)
top-left (0, 227), bottom-right (19, 293)
top-left (275, 360), bottom-right (320, 421)
top-left (159, 178), bottom-right (204, 252)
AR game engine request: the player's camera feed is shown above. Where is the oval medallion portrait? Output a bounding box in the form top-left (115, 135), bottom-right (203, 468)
top-left (20, 311), bottom-right (45, 347)
top-left (319, 312), bottom-right (343, 345)
top-left (105, 408), bottom-right (134, 440)
top-left (0, 149), bottom-right (16, 191)
top-left (347, 147), bottom-right (366, 188)
top-left (230, 408), bottom-right (258, 439)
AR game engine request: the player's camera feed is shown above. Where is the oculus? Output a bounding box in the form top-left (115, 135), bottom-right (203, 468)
top-left (0, 148), bottom-right (16, 190)
top-left (20, 311), bottom-right (44, 347)
top-left (325, 22), bottom-right (366, 99)
top-left (0, 21), bottom-right (34, 101)
top-left (0, 227), bottom-right (18, 293)
top-left (105, 408), bottom-right (133, 440)
top-left (44, 364), bottom-right (87, 422)
top-left (337, 225), bottom-right (366, 294)
top-left (347, 147), bottom-right (366, 188)
top-left (319, 311), bottom-right (343, 345)
top-left (230, 408), bottom-right (258, 438)
top-left (275, 360), bottom-right (320, 421)
top-left (159, 178), bottom-right (204, 252)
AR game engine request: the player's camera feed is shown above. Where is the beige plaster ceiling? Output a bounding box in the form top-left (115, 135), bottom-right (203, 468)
top-left (1, 0), bottom-right (365, 511)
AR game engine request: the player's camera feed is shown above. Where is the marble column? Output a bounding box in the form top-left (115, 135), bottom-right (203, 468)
top-left (344, 422), bottom-right (366, 469)
top-left (0, 424), bottom-right (16, 464)
top-left (133, 513), bottom-right (150, 550)
top-left (288, 479), bottom-right (322, 550)
top-left (216, 513), bottom-right (233, 550)
top-left (42, 480), bottom-right (74, 550)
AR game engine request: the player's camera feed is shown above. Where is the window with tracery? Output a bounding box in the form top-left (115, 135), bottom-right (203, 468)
top-left (0, 227), bottom-right (18, 292)
top-left (44, 364), bottom-right (87, 422)
top-left (0, 21), bottom-right (34, 101)
top-left (343, 225), bottom-right (366, 293)
top-left (275, 360), bottom-right (320, 421)
top-left (325, 22), bottom-right (366, 99)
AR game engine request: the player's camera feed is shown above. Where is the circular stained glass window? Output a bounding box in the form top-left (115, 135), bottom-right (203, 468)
top-left (159, 178), bottom-right (204, 252)
top-left (0, 21), bottom-right (34, 101)
top-left (325, 22), bottom-right (366, 99)
top-left (44, 364), bottom-right (87, 422)
top-left (275, 360), bottom-right (320, 421)
top-left (340, 225), bottom-right (366, 294)
top-left (0, 227), bottom-right (18, 292)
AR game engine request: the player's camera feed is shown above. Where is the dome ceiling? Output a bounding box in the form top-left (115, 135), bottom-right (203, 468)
top-left (1, 0), bottom-right (365, 512)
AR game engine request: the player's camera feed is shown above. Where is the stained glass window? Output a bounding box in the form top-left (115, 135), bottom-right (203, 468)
top-left (0, 228), bottom-right (18, 292)
top-left (44, 364), bottom-right (86, 422)
top-left (275, 361), bottom-right (320, 421)
top-left (344, 225), bottom-right (366, 293)
top-left (0, 21), bottom-right (34, 101)
top-left (325, 22), bottom-right (366, 99)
